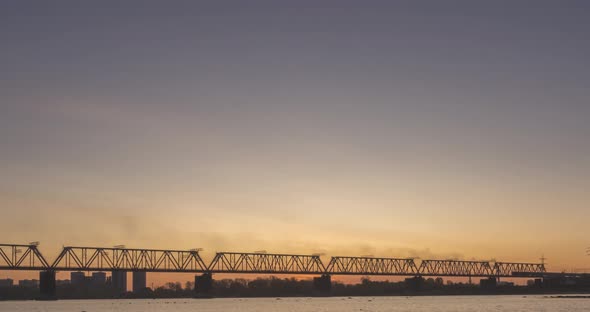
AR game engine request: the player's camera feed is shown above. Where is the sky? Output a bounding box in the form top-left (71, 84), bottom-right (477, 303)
top-left (1, 1), bottom-right (590, 284)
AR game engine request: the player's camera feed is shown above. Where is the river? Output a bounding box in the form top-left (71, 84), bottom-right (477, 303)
top-left (0, 295), bottom-right (588, 311)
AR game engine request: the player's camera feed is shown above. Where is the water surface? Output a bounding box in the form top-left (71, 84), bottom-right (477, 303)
top-left (1, 295), bottom-right (588, 312)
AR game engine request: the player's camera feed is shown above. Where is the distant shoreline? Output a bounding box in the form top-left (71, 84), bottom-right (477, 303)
top-left (2, 290), bottom-right (590, 302)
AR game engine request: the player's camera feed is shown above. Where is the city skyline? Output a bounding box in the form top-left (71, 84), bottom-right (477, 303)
top-left (2, 1), bottom-right (590, 288)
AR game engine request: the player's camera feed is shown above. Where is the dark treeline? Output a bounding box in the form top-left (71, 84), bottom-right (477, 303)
top-left (178, 277), bottom-right (588, 298)
top-left (2, 276), bottom-right (589, 300)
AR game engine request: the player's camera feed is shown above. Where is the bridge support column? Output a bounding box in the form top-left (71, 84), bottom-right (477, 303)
top-left (480, 277), bottom-right (497, 290)
top-left (194, 273), bottom-right (213, 298)
top-left (111, 270), bottom-right (128, 295)
top-left (39, 270), bottom-right (56, 300)
top-left (132, 271), bottom-right (147, 293)
top-left (313, 274), bottom-right (332, 295)
top-left (404, 276), bottom-right (424, 292)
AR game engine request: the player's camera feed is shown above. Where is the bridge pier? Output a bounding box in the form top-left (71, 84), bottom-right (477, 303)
top-left (39, 270), bottom-right (56, 300)
top-left (194, 273), bottom-right (213, 297)
top-left (404, 276), bottom-right (424, 292)
top-left (542, 277), bottom-right (559, 288)
top-left (132, 271), bottom-right (147, 293)
top-left (480, 277), bottom-right (497, 290)
top-left (313, 274), bottom-right (332, 294)
top-left (111, 270), bottom-right (128, 295)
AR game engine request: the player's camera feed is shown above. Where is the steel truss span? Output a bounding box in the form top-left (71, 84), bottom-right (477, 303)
top-left (51, 246), bottom-right (208, 272)
top-left (0, 244), bottom-right (49, 271)
top-left (0, 243), bottom-right (547, 278)
top-left (494, 262), bottom-right (546, 276)
top-left (326, 256), bottom-right (418, 275)
top-left (208, 252), bottom-right (326, 274)
top-left (418, 260), bottom-right (494, 277)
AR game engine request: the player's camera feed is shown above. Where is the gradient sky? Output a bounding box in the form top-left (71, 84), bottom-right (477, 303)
top-left (1, 1), bottom-right (590, 283)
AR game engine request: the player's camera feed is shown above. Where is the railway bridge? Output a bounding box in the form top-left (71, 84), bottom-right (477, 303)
top-left (0, 243), bottom-right (548, 298)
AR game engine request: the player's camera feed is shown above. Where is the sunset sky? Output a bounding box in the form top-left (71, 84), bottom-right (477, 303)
top-left (1, 1), bottom-right (590, 284)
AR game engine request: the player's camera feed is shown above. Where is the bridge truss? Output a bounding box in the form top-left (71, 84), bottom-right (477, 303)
top-left (208, 252), bottom-right (326, 274)
top-left (418, 259), bottom-right (494, 277)
top-left (51, 246), bottom-right (208, 272)
top-left (0, 244), bottom-right (49, 271)
top-left (0, 243), bottom-right (547, 278)
top-left (325, 256), bottom-right (418, 275)
top-left (494, 262), bottom-right (546, 276)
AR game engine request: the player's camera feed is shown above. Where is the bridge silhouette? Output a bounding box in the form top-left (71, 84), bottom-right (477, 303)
top-left (0, 243), bottom-right (546, 276)
top-left (0, 243), bottom-right (548, 298)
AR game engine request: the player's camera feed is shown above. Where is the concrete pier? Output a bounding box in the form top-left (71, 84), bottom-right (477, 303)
top-left (404, 276), bottom-right (424, 291)
top-left (39, 270), bottom-right (56, 299)
top-left (111, 270), bottom-right (127, 294)
top-left (480, 277), bottom-right (497, 290)
top-left (132, 271), bottom-right (147, 293)
top-left (313, 274), bottom-right (332, 294)
top-left (194, 273), bottom-right (213, 297)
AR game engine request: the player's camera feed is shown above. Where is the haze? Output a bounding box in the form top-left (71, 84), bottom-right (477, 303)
top-left (1, 1), bottom-right (589, 283)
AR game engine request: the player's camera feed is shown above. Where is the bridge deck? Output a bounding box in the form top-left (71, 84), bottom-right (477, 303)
top-left (0, 243), bottom-right (546, 277)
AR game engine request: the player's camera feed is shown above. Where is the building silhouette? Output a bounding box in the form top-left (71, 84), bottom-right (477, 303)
top-left (18, 279), bottom-right (39, 288)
